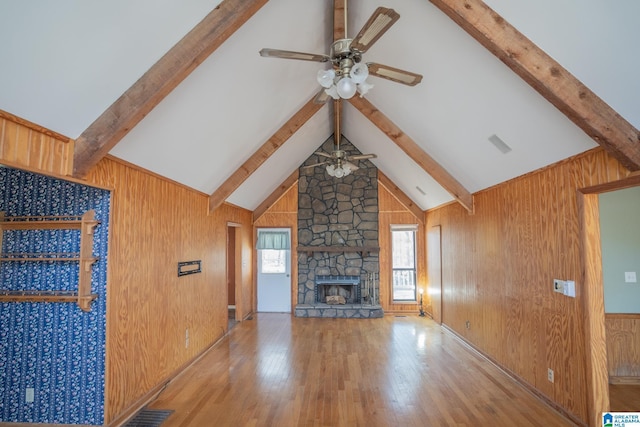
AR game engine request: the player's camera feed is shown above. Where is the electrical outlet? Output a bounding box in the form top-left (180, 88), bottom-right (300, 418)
top-left (25, 387), bottom-right (34, 403)
top-left (465, 320), bottom-right (470, 330)
top-left (625, 272), bottom-right (637, 283)
top-left (185, 328), bottom-right (189, 348)
top-left (547, 368), bottom-right (554, 383)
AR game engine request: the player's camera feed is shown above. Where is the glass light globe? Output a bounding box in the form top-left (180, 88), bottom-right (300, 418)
top-left (333, 166), bottom-right (345, 178)
top-left (336, 77), bottom-right (357, 99)
top-left (317, 69), bottom-right (335, 88)
top-left (350, 63), bottom-right (369, 84)
top-left (356, 81), bottom-right (374, 96)
top-left (325, 85), bottom-right (339, 100)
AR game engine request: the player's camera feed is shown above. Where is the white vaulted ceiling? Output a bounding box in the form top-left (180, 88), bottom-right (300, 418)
top-left (1, 0), bottom-right (638, 211)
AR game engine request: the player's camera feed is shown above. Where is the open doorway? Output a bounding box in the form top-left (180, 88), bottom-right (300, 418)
top-left (598, 186), bottom-right (640, 411)
top-left (227, 223), bottom-right (243, 325)
top-left (580, 175), bottom-right (640, 425)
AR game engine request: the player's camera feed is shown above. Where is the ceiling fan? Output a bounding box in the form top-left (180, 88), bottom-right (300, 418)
top-left (259, 1), bottom-right (423, 103)
top-left (302, 100), bottom-right (377, 178)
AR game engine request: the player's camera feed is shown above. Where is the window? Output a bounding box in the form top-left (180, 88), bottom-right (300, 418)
top-left (391, 225), bottom-right (417, 301)
top-left (257, 229), bottom-right (290, 274)
top-left (260, 249), bottom-right (286, 274)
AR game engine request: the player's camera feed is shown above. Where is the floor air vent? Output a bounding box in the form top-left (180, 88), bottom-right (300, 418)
top-left (124, 408), bottom-right (173, 427)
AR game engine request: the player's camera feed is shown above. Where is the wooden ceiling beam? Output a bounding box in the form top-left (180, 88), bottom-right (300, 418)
top-left (349, 96), bottom-right (474, 213)
top-left (429, 0), bottom-right (640, 171)
top-left (209, 96), bottom-right (324, 212)
top-left (378, 171), bottom-right (425, 223)
top-left (72, 0), bottom-right (269, 178)
top-left (252, 170), bottom-right (299, 223)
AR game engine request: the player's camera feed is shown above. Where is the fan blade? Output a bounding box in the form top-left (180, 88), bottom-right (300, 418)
top-left (313, 89), bottom-right (331, 104)
top-left (315, 151), bottom-right (334, 158)
top-left (350, 7), bottom-right (400, 53)
top-left (302, 161), bottom-right (328, 169)
top-left (349, 153), bottom-right (377, 161)
top-left (367, 63), bottom-right (423, 86)
top-left (259, 48), bottom-right (330, 62)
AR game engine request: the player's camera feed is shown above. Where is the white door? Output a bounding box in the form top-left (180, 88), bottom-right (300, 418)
top-left (257, 229), bottom-right (291, 312)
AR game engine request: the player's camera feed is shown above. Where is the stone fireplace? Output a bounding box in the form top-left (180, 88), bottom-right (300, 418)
top-left (295, 137), bottom-right (383, 318)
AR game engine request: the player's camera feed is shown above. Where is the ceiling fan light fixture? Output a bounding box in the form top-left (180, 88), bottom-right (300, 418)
top-left (356, 81), bottom-right (374, 96)
top-left (262, 6), bottom-right (423, 104)
top-left (325, 85), bottom-right (339, 100)
top-left (350, 62), bottom-right (369, 83)
top-left (317, 69), bottom-right (336, 88)
top-left (326, 163), bottom-right (351, 178)
top-left (336, 77), bottom-right (357, 99)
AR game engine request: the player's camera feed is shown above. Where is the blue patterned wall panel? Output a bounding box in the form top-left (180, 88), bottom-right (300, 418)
top-left (0, 167), bottom-right (109, 425)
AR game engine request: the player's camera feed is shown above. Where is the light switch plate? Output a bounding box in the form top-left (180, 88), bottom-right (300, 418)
top-left (625, 272), bottom-right (637, 283)
top-left (564, 280), bottom-right (576, 297)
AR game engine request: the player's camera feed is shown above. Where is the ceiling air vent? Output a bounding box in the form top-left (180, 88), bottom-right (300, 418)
top-left (488, 134), bottom-right (512, 154)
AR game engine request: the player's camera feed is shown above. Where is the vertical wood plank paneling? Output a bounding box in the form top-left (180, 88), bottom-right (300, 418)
top-left (427, 225), bottom-right (442, 323)
top-left (605, 314), bottom-right (640, 379)
top-left (426, 148), bottom-right (631, 424)
top-left (0, 113), bottom-right (73, 176)
top-left (2, 120), bottom-right (18, 161)
top-left (28, 131), bottom-right (44, 170)
top-left (15, 127), bottom-right (31, 165)
top-left (85, 157), bottom-right (252, 423)
top-left (379, 184), bottom-right (426, 313)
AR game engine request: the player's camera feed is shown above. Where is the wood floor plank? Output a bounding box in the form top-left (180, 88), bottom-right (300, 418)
top-left (148, 314), bottom-right (577, 427)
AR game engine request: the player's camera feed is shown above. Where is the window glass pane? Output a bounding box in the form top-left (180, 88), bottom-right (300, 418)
top-left (261, 249), bottom-right (286, 273)
top-left (392, 230), bottom-right (415, 268)
top-left (392, 270), bottom-right (416, 300)
top-left (391, 228), bottom-right (417, 301)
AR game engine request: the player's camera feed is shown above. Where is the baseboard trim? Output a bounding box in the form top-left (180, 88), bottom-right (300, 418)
top-left (441, 324), bottom-right (587, 427)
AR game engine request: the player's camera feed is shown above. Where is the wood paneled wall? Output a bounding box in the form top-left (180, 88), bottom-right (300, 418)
top-left (86, 156), bottom-right (253, 424)
top-left (253, 183), bottom-right (298, 313)
top-left (426, 148), bottom-right (632, 424)
top-left (605, 314), bottom-right (640, 381)
top-left (0, 110), bottom-right (73, 176)
top-left (379, 185), bottom-right (426, 313)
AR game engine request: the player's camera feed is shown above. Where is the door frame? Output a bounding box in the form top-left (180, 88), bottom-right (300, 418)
top-left (227, 222), bottom-right (243, 322)
top-left (579, 174), bottom-right (640, 426)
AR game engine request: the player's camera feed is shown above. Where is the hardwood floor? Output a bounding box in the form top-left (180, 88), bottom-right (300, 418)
top-left (148, 313), bottom-right (577, 427)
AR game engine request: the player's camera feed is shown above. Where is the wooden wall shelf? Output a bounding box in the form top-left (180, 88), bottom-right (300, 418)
top-left (0, 290), bottom-right (98, 311)
top-left (297, 246), bottom-right (380, 257)
top-left (0, 210), bottom-right (100, 312)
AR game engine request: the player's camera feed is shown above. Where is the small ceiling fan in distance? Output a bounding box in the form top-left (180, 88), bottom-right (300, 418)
top-left (302, 100), bottom-right (377, 178)
top-left (259, 1), bottom-right (423, 103)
